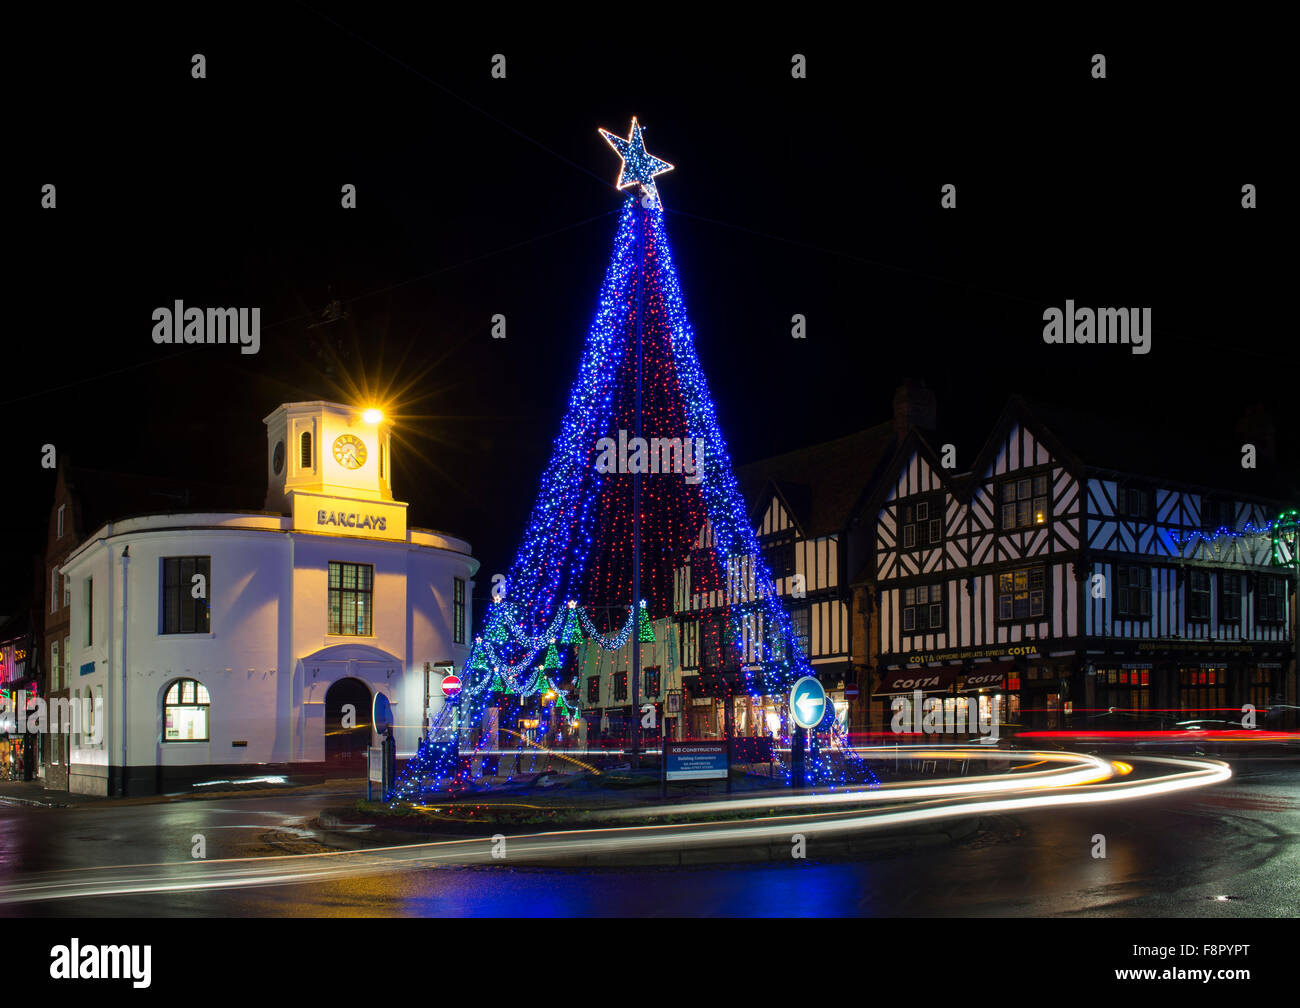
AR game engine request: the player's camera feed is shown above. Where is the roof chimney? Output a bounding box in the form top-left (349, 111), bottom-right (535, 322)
top-left (892, 379), bottom-right (937, 442)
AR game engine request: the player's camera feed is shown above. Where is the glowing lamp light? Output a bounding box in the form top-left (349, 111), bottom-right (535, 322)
top-left (362, 408), bottom-right (384, 424)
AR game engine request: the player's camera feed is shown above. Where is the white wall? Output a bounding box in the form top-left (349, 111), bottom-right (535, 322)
top-left (60, 514), bottom-right (476, 791)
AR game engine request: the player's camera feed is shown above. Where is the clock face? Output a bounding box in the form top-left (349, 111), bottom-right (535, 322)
top-left (272, 441), bottom-right (284, 475)
top-left (333, 434), bottom-right (367, 470)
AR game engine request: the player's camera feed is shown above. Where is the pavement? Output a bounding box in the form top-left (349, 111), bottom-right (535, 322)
top-left (0, 776), bottom-right (366, 809)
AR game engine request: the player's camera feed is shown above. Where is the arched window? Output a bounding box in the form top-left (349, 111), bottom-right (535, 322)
top-left (379, 441), bottom-right (385, 479)
top-left (163, 678), bottom-right (211, 742)
top-left (300, 430), bottom-right (313, 469)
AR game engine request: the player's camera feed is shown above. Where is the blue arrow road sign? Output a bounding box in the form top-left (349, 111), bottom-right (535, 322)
top-left (789, 676), bottom-right (827, 730)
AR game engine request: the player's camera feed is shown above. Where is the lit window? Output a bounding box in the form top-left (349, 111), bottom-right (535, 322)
top-left (1001, 475), bottom-right (1050, 530)
top-left (998, 567), bottom-right (1047, 621)
top-left (163, 678), bottom-right (211, 742)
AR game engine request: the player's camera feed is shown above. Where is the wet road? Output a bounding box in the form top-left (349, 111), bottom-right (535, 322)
top-left (1, 759), bottom-right (1296, 916)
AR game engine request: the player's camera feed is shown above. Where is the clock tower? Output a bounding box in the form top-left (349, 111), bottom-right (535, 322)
top-left (263, 401), bottom-right (406, 540)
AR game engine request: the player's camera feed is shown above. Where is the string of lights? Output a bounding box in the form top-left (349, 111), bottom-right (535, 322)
top-left (1168, 515), bottom-right (1291, 549)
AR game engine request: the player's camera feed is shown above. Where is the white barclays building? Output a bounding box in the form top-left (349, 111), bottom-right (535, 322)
top-left (58, 401), bottom-right (477, 795)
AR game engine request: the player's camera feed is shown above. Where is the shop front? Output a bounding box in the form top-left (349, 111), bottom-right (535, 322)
top-left (1011, 663), bottom-right (1075, 731)
top-left (0, 736), bottom-right (28, 780)
top-left (1247, 663), bottom-right (1292, 727)
top-left (1178, 665), bottom-right (1228, 721)
top-left (1082, 664), bottom-right (1156, 727)
top-left (0, 682), bottom-right (39, 781)
top-left (959, 661), bottom-right (1015, 734)
top-left (876, 665), bottom-right (960, 739)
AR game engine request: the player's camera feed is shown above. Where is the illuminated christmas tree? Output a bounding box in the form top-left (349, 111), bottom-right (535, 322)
top-left (390, 118), bottom-right (846, 800)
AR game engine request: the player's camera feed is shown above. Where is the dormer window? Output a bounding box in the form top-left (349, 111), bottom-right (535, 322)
top-left (300, 430), bottom-right (313, 469)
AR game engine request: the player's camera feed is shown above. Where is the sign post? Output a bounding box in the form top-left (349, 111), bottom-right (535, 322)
top-left (441, 672), bottom-right (462, 765)
top-left (367, 746), bottom-right (384, 802)
top-left (789, 676), bottom-right (827, 790)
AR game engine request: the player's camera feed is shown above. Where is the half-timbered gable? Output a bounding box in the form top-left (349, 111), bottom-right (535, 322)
top-left (871, 402), bottom-right (1085, 665)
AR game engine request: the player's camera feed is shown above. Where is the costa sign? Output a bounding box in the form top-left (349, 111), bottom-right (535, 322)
top-left (890, 674), bottom-right (941, 690)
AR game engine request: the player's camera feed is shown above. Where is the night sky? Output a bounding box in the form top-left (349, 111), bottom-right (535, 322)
top-left (9, 13), bottom-right (1292, 621)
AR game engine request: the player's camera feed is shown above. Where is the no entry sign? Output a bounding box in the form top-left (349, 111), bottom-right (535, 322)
top-left (440, 674), bottom-right (462, 699)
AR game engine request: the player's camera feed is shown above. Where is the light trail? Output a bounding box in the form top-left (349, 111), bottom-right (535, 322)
top-left (600, 748), bottom-right (1113, 819)
top-left (0, 753), bottom-right (1229, 906)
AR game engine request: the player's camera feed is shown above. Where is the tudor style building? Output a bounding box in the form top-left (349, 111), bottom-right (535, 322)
top-left (862, 396), bottom-right (1297, 733)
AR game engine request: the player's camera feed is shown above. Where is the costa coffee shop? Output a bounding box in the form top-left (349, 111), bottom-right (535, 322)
top-left (874, 646), bottom-right (1050, 734)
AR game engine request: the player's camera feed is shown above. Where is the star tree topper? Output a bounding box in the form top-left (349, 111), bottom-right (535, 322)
top-left (599, 116), bottom-right (674, 206)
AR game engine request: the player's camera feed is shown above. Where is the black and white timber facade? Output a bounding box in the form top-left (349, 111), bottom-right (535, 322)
top-left (863, 396), bottom-right (1298, 733)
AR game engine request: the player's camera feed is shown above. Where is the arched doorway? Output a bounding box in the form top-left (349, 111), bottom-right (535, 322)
top-left (324, 677), bottom-right (372, 769)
